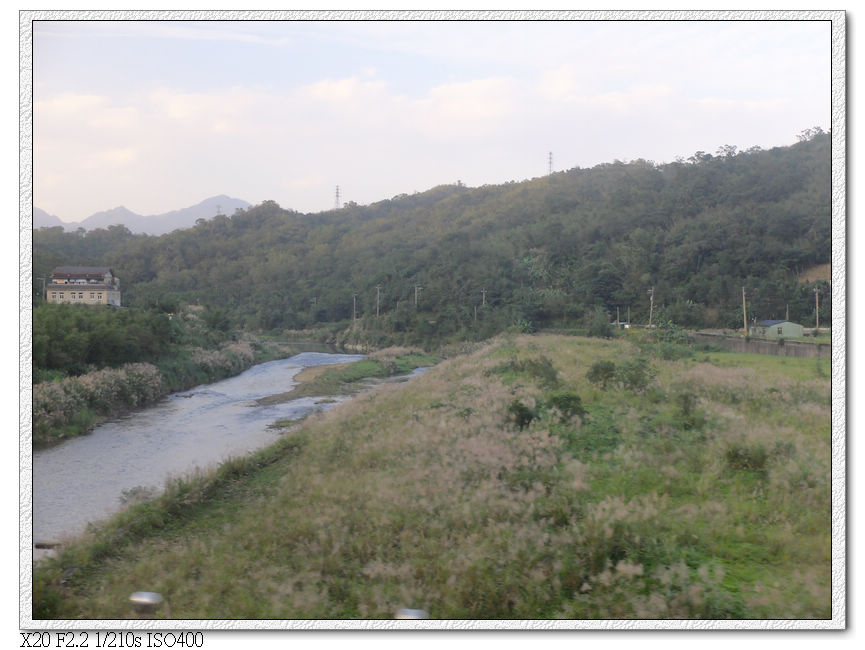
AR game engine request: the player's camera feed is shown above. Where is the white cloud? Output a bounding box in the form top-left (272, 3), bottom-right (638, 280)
top-left (537, 66), bottom-right (582, 102)
top-left (425, 77), bottom-right (518, 120)
top-left (86, 106), bottom-right (139, 130)
top-left (697, 97), bottom-right (787, 112)
top-left (95, 148), bottom-right (138, 166)
top-left (301, 77), bottom-right (388, 104)
top-left (578, 84), bottom-right (674, 113)
top-left (35, 93), bottom-right (107, 115)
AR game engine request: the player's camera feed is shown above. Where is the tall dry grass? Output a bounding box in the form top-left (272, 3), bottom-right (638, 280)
top-left (34, 334), bottom-right (831, 620)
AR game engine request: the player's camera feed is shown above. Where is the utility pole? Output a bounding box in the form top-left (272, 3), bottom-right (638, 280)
top-left (414, 284), bottom-right (422, 307)
top-left (352, 293), bottom-right (357, 324)
top-left (616, 306), bottom-right (620, 329)
top-left (742, 287), bottom-right (748, 334)
top-left (376, 285), bottom-right (382, 317)
top-left (648, 287), bottom-right (654, 327)
top-left (815, 287), bottom-right (820, 333)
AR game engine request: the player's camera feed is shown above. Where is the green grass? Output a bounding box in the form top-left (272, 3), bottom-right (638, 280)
top-left (32, 335), bottom-right (831, 620)
top-left (259, 350), bottom-right (438, 404)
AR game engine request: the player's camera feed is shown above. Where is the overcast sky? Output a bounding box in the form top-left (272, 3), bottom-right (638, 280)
top-left (32, 17), bottom-right (832, 222)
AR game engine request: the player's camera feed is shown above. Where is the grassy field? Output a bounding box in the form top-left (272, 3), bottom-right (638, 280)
top-left (33, 334), bottom-right (831, 620)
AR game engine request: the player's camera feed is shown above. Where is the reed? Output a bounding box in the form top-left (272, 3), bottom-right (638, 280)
top-left (33, 334), bottom-right (831, 620)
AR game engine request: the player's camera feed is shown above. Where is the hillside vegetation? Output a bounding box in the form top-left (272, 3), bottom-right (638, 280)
top-left (33, 133), bottom-right (831, 348)
top-left (34, 334), bottom-right (830, 619)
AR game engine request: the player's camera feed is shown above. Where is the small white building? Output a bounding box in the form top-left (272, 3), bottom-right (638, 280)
top-left (46, 266), bottom-right (121, 306)
top-left (749, 319), bottom-right (803, 339)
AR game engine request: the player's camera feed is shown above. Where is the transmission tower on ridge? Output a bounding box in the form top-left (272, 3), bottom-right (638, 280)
top-left (335, 186), bottom-right (341, 209)
top-left (548, 152), bottom-right (553, 175)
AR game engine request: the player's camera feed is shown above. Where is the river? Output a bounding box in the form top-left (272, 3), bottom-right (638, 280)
top-left (32, 349), bottom-right (366, 549)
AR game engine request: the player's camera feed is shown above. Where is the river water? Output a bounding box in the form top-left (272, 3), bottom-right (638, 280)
top-left (32, 349), bottom-right (366, 548)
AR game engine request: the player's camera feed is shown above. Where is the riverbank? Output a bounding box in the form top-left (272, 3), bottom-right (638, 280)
top-left (31, 337), bottom-right (319, 447)
top-left (32, 333), bottom-right (831, 621)
top-left (31, 350), bottom-right (370, 556)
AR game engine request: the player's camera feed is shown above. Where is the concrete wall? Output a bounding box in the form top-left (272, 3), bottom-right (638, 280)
top-left (690, 332), bottom-right (830, 359)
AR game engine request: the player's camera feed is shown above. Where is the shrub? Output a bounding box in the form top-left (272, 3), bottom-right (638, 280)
top-left (656, 320), bottom-right (691, 345)
top-left (584, 306), bottom-right (614, 339)
top-left (673, 391), bottom-right (705, 431)
top-left (490, 355), bottom-right (560, 389)
top-left (725, 443), bottom-right (769, 473)
top-left (507, 400), bottom-right (537, 430)
top-left (655, 343), bottom-right (694, 361)
top-left (587, 360), bottom-right (616, 389)
top-left (547, 391), bottom-right (587, 422)
top-left (614, 358), bottom-right (655, 393)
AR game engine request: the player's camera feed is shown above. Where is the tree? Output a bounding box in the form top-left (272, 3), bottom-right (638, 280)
top-left (584, 306), bottom-right (613, 339)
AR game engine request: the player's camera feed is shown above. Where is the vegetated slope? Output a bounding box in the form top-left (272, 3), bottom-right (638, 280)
top-left (33, 133), bottom-right (831, 343)
top-left (34, 333), bottom-right (830, 619)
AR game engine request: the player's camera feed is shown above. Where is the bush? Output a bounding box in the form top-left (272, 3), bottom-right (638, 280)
top-left (507, 400), bottom-right (537, 430)
top-left (514, 356), bottom-right (560, 389)
top-left (587, 358), bottom-right (655, 393)
top-left (725, 443), bottom-right (769, 473)
top-left (491, 355), bottom-right (560, 389)
top-left (656, 320), bottom-right (691, 345)
top-left (614, 358), bottom-right (655, 393)
top-left (587, 360), bottom-right (616, 389)
top-left (673, 391), bottom-right (705, 431)
top-left (584, 306), bottom-right (614, 339)
top-left (655, 343), bottom-right (694, 361)
top-left (547, 391), bottom-right (587, 422)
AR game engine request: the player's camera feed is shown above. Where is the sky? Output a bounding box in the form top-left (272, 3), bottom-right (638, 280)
top-left (30, 15), bottom-right (833, 223)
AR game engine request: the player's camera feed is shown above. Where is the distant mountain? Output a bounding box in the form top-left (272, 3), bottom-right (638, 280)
top-left (79, 206), bottom-right (142, 231)
top-left (33, 195), bottom-right (252, 235)
top-left (33, 208), bottom-right (65, 229)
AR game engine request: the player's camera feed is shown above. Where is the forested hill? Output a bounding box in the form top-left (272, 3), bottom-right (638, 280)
top-left (33, 132), bottom-right (831, 345)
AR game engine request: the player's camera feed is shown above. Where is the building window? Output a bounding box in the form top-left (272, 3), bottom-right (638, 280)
top-left (777, 327), bottom-right (783, 335)
top-left (90, 293), bottom-right (95, 299)
top-left (97, 293), bottom-right (103, 299)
